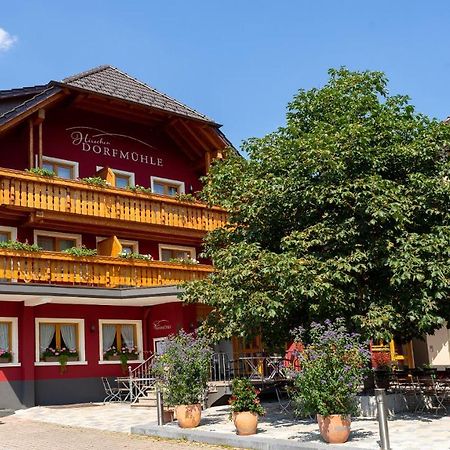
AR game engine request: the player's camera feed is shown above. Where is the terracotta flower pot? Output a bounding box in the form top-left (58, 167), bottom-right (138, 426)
top-left (317, 414), bottom-right (351, 444)
top-left (233, 411), bottom-right (258, 435)
top-left (175, 404), bottom-right (202, 428)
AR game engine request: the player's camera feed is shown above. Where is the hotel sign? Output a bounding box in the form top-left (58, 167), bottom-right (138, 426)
top-left (152, 319), bottom-right (172, 331)
top-left (66, 126), bottom-right (163, 167)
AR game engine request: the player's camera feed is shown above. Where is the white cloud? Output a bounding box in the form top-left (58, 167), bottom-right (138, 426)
top-left (0, 27), bottom-right (17, 52)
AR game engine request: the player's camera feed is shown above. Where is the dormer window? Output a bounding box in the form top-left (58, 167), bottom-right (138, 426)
top-left (151, 176), bottom-right (185, 197)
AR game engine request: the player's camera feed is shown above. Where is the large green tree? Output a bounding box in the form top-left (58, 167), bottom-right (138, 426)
top-left (182, 68), bottom-right (450, 346)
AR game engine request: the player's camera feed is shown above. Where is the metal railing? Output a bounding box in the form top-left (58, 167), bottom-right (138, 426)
top-left (128, 352), bottom-right (156, 404)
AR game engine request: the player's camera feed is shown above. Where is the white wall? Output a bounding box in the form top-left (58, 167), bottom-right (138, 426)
top-left (426, 324), bottom-right (450, 367)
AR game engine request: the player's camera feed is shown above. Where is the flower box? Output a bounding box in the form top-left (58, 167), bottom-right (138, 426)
top-left (0, 355), bottom-right (11, 363)
top-left (104, 354), bottom-right (139, 361)
top-left (43, 356), bottom-right (78, 363)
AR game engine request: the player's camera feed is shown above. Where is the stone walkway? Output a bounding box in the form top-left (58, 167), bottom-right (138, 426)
top-left (14, 403), bottom-right (157, 433)
top-left (11, 401), bottom-right (450, 450)
top-left (183, 403), bottom-right (450, 449)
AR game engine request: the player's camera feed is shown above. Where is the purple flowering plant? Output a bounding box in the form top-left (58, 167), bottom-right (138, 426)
top-left (152, 330), bottom-right (213, 406)
top-left (291, 318), bottom-right (370, 417)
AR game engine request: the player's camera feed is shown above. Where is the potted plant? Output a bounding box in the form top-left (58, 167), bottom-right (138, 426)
top-left (229, 378), bottom-right (265, 435)
top-left (152, 330), bottom-right (212, 428)
top-left (42, 347), bottom-right (79, 373)
top-left (290, 319), bottom-right (370, 444)
top-left (0, 349), bottom-right (12, 363)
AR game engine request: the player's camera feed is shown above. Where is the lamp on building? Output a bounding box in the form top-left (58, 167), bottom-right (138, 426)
top-left (90, 323), bottom-right (96, 333)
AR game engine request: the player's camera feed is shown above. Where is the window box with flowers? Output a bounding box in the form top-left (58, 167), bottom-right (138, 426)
top-left (0, 349), bottom-right (12, 363)
top-left (103, 346), bottom-right (139, 363)
top-left (42, 347), bottom-right (79, 373)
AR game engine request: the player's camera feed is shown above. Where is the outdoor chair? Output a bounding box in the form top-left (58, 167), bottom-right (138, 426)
top-left (416, 376), bottom-right (448, 415)
top-left (101, 377), bottom-right (127, 403)
top-left (275, 383), bottom-right (293, 415)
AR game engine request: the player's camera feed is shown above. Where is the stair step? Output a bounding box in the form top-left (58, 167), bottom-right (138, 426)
top-left (130, 402), bottom-right (156, 408)
top-left (135, 398), bottom-right (157, 407)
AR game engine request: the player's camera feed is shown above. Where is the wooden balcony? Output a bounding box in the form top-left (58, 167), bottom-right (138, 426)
top-left (0, 249), bottom-right (213, 288)
top-left (0, 168), bottom-right (227, 240)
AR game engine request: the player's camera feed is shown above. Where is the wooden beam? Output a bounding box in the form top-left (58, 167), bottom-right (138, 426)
top-left (28, 120), bottom-right (34, 169)
top-left (38, 122), bottom-right (43, 168)
top-left (21, 210), bottom-right (206, 245)
top-left (175, 119), bottom-right (210, 153)
top-left (205, 150), bottom-right (211, 172)
top-left (198, 125), bottom-right (226, 150)
top-left (32, 108), bottom-right (45, 126)
top-left (164, 126), bottom-right (198, 161)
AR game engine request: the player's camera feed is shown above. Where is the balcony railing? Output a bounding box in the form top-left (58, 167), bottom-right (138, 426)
top-left (0, 249), bottom-right (213, 288)
top-left (0, 168), bottom-right (227, 233)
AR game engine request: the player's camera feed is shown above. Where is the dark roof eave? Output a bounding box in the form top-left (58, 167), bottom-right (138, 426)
top-left (51, 80), bottom-right (220, 127)
top-left (0, 85), bottom-right (63, 128)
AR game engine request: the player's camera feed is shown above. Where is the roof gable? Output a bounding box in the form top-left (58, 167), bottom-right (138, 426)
top-left (60, 65), bottom-right (215, 124)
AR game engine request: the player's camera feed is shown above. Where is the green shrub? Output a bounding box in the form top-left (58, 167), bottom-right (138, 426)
top-left (174, 193), bottom-right (197, 202)
top-left (0, 240), bottom-right (42, 252)
top-left (128, 185), bottom-right (152, 195)
top-left (63, 246), bottom-right (97, 257)
top-left (80, 176), bottom-right (109, 187)
top-left (169, 257), bottom-right (199, 265)
top-left (118, 251), bottom-right (153, 261)
top-left (26, 167), bottom-right (55, 177)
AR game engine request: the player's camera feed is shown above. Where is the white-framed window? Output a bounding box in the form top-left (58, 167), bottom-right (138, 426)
top-left (35, 318), bottom-right (86, 366)
top-left (96, 237), bottom-right (139, 255)
top-left (0, 226), bottom-right (17, 243)
top-left (153, 337), bottom-right (168, 355)
top-left (34, 230), bottom-right (82, 252)
top-left (96, 166), bottom-right (135, 188)
top-left (150, 176), bottom-right (185, 196)
top-left (0, 317), bottom-right (19, 366)
top-left (158, 244), bottom-right (196, 262)
top-left (98, 319), bottom-right (143, 364)
top-left (42, 156), bottom-right (79, 179)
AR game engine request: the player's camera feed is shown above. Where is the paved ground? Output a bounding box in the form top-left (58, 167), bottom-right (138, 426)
top-left (188, 403), bottom-right (450, 449)
top-left (0, 415), bottom-right (226, 450)
top-left (7, 401), bottom-right (450, 450)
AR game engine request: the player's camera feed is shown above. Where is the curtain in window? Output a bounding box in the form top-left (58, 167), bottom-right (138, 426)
top-left (0, 323), bottom-right (9, 351)
top-left (60, 324), bottom-right (77, 351)
top-left (102, 324), bottom-right (116, 353)
top-left (39, 324), bottom-right (56, 354)
top-left (121, 325), bottom-right (135, 349)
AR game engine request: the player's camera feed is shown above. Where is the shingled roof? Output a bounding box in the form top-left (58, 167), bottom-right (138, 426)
top-left (61, 65), bottom-right (215, 124)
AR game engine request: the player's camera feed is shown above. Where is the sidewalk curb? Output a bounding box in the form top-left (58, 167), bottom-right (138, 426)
top-left (131, 422), bottom-right (368, 450)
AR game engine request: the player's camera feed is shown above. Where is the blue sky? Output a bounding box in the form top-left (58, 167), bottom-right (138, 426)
top-left (2, 1), bottom-right (450, 149)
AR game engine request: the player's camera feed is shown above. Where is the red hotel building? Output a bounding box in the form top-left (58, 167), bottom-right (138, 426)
top-left (0, 66), bottom-right (230, 409)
